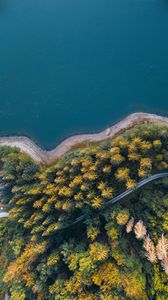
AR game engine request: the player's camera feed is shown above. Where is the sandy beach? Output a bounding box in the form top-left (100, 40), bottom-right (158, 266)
top-left (0, 112), bottom-right (168, 164)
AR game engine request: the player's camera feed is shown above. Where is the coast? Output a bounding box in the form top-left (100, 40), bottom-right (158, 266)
top-left (0, 112), bottom-right (168, 164)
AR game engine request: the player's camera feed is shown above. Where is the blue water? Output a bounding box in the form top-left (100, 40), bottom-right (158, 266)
top-left (0, 0), bottom-right (168, 148)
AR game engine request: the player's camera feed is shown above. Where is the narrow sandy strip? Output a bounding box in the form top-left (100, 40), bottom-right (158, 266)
top-left (0, 112), bottom-right (168, 164)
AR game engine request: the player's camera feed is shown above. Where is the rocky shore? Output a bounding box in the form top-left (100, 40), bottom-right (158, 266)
top-left (0, 112), bottom-right (168, 164)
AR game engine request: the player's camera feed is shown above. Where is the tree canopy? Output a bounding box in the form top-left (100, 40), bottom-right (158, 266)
top-left (0, 123), bottom-right (168, 300)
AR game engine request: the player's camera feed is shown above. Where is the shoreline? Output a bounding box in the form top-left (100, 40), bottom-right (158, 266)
top-left (0, 112), bottom-right (168, 164)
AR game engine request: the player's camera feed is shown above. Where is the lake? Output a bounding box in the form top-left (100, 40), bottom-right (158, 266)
top-left (0, 0), bottom-right (168, 149)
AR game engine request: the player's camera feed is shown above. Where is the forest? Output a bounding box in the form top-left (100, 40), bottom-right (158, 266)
top-left (0, 122), bottom-right (168, 300)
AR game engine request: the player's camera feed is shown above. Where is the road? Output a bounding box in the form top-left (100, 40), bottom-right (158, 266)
top-left (0, 172), bottom-right (168, 224)
top-left (72, 172), bottom-right (168, 225)
top-left (1, 171), bottom-right (168, 300)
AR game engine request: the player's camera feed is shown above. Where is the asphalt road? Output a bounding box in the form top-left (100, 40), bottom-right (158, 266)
top-left (1, 171), bottom-right (168, 300)
top-left (0, 172), bottom-right (168, 224)
top-left (72, 172), bottom-right (168, 225)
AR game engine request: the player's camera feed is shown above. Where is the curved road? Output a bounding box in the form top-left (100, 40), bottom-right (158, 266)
top-left (0, 172), bottom-right (168, 223)
top-left (1, 173), bottom-right (167, 300)
top-left (72, 172), bottom-right (168, 225)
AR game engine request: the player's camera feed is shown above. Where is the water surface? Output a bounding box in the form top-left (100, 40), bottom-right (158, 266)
top-left (0, 0), bottom-right (168, 148)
